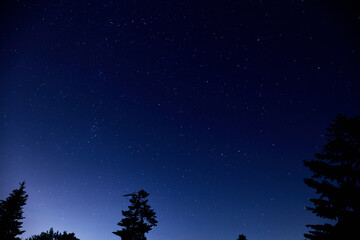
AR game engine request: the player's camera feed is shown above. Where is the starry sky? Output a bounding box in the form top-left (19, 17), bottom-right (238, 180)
top-left (0, 0), bottom-right (359, 240)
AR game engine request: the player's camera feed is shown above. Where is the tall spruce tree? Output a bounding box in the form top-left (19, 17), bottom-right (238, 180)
top-left (113, 190), bottom-right (157, 240)
top-left (0, 181), bottom-right (28, 240)
top-left (304, 114), bottom-right (360, 240)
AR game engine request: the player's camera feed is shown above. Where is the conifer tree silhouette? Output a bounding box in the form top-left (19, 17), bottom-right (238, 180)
top-left (0, 181), bottom-right (28, 240)
top-left (304, 114), bottom-right (360, 239)
top-left (26, 228), bottom-right (80, 240)
top-left (113, 190), bottom-right (157, 240)
top-left (237, 234), bottom-right (247, 240)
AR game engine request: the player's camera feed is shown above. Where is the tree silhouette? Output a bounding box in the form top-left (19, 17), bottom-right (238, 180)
top-left (0, 181), bottom-right (28, 240)
top-left (304, 114), bottom-right (360, 239)
top-left (237, 234), bottom-right (247, 240)
top-left (113, 190), bottom-right (158, 240)
top-left (26, 228), bottom-right (80, 240)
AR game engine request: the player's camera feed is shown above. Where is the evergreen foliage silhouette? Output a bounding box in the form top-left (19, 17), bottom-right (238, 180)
top-left (113, 190), bottom-right (157, 240)
top-left (0, 181), bottom-right (28, 240)
top-left (26, 228), bottom-right (80, 240)
top-left (237, 234), bottom-right (247, 240)
top-left (304, 114), bottom-right (360, 240)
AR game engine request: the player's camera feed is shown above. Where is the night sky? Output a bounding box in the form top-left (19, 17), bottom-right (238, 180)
top-left (0, 1), bottom-right (359, 240)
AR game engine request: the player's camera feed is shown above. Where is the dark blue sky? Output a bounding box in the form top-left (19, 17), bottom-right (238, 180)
top-left (0, 1), bottom-right (359, 240)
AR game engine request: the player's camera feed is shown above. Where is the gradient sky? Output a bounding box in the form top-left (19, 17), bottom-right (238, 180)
top-left (0, 1), bottom-right (359, 240)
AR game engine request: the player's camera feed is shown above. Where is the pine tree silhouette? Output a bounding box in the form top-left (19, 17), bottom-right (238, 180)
top-left (304, 114), bottom-right (360, 239)
top-left (0, 181), bottom-right (28, 240)
top-left (113, 190), bottom-right (157, 240)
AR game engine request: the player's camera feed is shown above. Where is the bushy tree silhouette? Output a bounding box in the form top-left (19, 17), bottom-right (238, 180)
top-left (0, 181), bottom-right (28, 240)
top-left (304, 114), bottom-right (360, 239)
top-left (26, 228), bottom-right (80, 240)
top-left (237, 234), bottom-right (247, 240)
top-left (113, 190), bottom-right (157, 240)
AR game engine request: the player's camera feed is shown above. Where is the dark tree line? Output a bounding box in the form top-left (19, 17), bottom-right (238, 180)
top-left (1, 114), bottom-right (358, 240)
top-left (26, 228), bottom-right (79, 240)
top-left (0, 180), bottom-right (246, 240)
